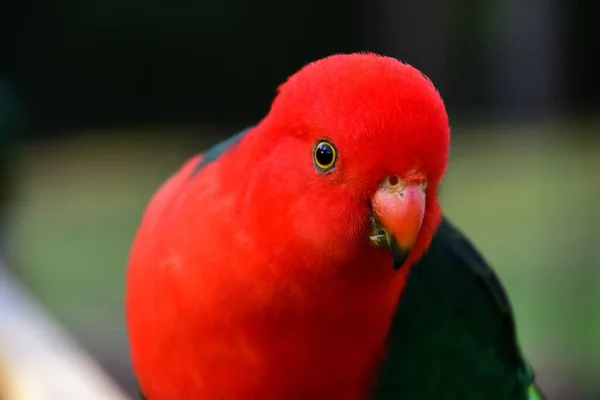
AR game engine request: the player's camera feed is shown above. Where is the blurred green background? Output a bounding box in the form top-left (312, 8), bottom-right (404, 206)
top-left (2, 0), bottom-right (600, 398)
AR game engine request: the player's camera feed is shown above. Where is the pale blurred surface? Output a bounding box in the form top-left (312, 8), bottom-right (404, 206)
top-left (0, 264), bottom-right (128, 400)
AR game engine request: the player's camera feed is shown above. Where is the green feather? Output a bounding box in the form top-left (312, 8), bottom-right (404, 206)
top-left (190, 128), bottom-right (249, 176)
top-left (372, 218), bottom-right (544, 399)
top-left (528, 383), bottom-right (545, 400)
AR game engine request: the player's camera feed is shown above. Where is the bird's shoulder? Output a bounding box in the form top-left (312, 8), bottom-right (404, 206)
top-left (190, 128), bottom-right (250, 177)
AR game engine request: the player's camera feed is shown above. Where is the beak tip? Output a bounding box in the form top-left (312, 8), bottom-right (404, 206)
top-left (389, 235), bottom-right (410, 271)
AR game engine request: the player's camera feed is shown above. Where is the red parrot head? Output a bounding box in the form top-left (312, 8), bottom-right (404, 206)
top-left (243, 52), bottom-right (450, 272)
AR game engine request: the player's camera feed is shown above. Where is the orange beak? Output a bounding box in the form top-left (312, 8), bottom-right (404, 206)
top-left (370, 176), bottom-right (426, 270)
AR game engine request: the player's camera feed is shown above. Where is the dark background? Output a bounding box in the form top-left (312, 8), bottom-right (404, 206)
top-left (1, 0), bottom-right (599, 398)
top-left (2, 0), bottom-right (599, 134)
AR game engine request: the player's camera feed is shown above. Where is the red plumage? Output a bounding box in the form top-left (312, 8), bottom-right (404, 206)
top-left (126, 53), bottom-right (450, 399)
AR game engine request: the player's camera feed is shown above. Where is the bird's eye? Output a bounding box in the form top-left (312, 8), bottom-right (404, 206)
top-left (313, 140), bottom-right (337, 172)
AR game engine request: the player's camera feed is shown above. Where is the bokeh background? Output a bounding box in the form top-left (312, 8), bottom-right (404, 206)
top-left (1, 0), bottom-right (599, 398)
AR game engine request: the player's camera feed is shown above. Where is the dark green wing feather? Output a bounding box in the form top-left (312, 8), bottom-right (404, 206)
top-left (190, 127), bottom-right (250, 176)
top-left (373, 217), bottom-right (544, 400)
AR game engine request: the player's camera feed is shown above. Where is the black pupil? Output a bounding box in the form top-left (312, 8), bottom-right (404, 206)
top-left (316, 143), bottom-right (334, 167)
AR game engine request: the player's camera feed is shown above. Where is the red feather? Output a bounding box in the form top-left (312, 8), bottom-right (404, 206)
top-left (126, 53), bottom-right (450, 399)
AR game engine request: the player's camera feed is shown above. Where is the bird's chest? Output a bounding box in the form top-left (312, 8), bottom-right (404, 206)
top-left (194, 284), bottom-right (401, 400)
top-left (257, 313), bottom-right (393, 399)
top-left (149, 252), bottom-right (407, 399)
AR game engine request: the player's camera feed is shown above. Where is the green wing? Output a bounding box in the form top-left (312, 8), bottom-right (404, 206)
top-left (190, 127), bottom-right (250, 176)
top-left (373, 217), bottom-right (544, 400)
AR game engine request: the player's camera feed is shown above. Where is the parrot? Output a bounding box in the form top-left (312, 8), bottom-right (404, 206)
top-left (126, 53), bottom-right (545, 400)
